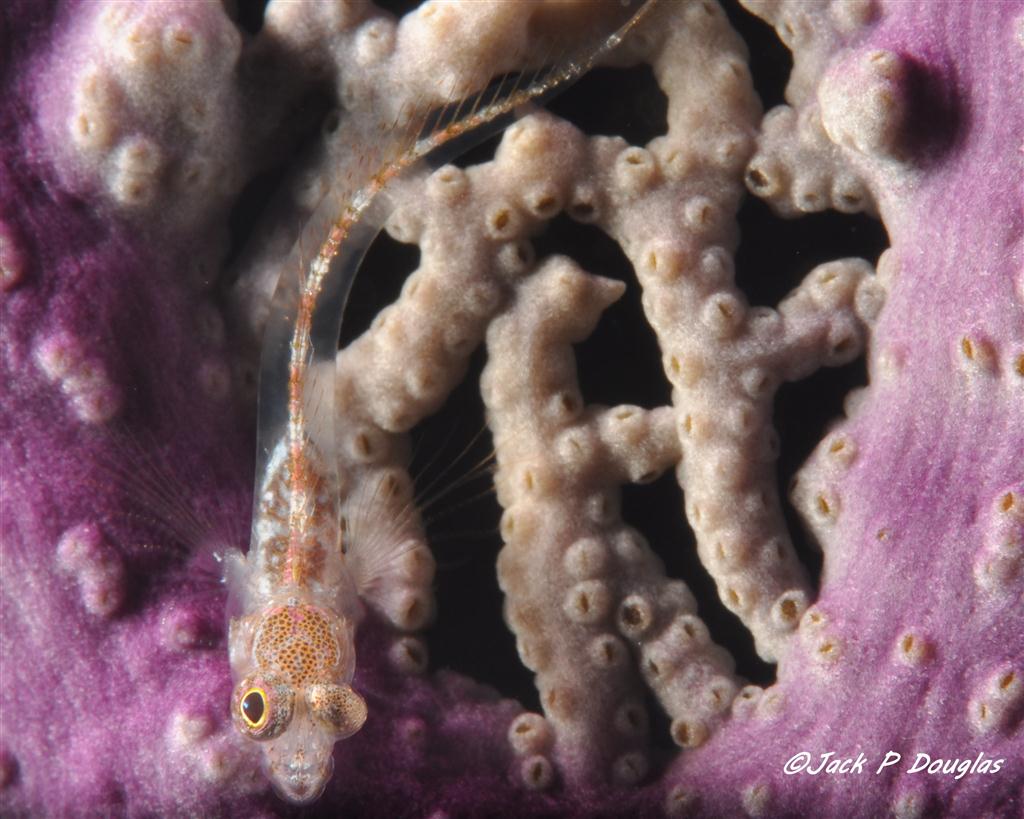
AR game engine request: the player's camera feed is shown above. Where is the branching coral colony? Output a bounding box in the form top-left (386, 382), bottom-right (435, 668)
top-left (0, 0), bottom-right (1021, 817)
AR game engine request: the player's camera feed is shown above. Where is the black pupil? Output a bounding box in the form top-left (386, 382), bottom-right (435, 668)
top-left (242, 691), bottom-right (265, 725)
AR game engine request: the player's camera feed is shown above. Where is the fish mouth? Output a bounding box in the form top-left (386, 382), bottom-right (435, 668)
top-left (268, 757), bottom-right (333, 805)
top-left (261, 699), bottom-right (339, 804)
top-left (268, 761), bottom-right (331, 806)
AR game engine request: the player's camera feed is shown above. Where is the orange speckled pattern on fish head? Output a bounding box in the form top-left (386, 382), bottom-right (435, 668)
top-left (253, 605), bottom-right (342, 686)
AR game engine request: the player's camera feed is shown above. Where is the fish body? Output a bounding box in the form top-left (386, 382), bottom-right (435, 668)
top-left (226, 440), bottom-right (364, 803)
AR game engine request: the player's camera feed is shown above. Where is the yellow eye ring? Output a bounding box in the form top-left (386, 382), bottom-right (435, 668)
top-left (240, 686), bottom-right (268, 730)
top-left (232, 676), bottom-right (293, 740)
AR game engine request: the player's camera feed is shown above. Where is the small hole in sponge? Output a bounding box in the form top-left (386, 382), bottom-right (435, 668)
top-left (746, 168), bottom-right (771, 190)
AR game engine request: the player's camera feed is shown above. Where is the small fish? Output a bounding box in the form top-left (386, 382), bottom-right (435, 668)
top-left (224, 439), bottom-right (364, 803)
top-left (224, 0), bottom-right (659, 804)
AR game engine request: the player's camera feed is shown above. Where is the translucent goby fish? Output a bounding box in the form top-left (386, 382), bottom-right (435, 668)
top-left (223, 0), bottom-right (659, 805)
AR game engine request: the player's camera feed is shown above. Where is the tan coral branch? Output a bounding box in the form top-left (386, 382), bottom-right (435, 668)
top-left (485, 257), bottom-right (738, 786)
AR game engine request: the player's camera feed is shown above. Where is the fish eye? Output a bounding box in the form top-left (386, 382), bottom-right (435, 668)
top-left (232, 676), bottom-right (293, 740)
top-left (240, 687), bottom-right (268, 730)
top-left (307, 683), bottom-right (367, 739)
